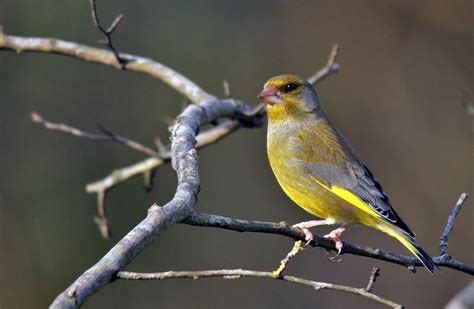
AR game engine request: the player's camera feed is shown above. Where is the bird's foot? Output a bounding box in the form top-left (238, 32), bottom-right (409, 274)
top-left (293, 225), bottom-right (314, 246)
top-left (323, 224), bottom-right (348, 261)
top-left (293, 219), bottom-right (333, 246)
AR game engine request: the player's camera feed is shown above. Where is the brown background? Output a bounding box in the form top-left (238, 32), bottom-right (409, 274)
top-left (0, 0), bottom-right (472, 308)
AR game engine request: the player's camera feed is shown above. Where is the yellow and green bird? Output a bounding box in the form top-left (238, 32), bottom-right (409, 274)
top-left (257, 74), bottom-right (435, 272)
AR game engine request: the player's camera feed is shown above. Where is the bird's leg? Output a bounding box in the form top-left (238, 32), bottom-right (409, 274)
top-left (292, 219), bottom-right (334, 245)
top-left (324, 224), bottom-right (348, 260)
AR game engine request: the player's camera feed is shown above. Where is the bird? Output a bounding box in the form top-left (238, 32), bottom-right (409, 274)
top-left (257, 74), bottom-right (435, 272)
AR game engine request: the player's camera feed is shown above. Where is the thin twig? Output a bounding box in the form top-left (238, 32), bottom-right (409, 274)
top-left (98, 124), bottom-right (159, 157)
top-left (89, 0), bottom-right (127, 68)
top-left (365, 267), bottom-right (380, 292)
top-left (31, 112), bottom-right (107, 140)
top-left (116, 268), bottom-right (402, 308)
top-left (183, 211), bottom-right (474, 275)
top-left (93, 190), bottom-right (110, 239)
top-left (307, 44), bottom-right (340, 85)
top-left (272, 240), bottom-right (305, 277)
top-left (31, 112), bottom-right (159, 158)
top-left (439, 193), bottom-right (469, 256)
top-left (143, 168), bottom-right (157, 193)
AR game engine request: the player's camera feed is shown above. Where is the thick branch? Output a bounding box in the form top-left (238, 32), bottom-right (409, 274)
top-left (117, 269), bottom-right (402, 308)
top-left (50, 98), bottom-right (238, 308)
top-left (183, 211), bottom-right (474, 275)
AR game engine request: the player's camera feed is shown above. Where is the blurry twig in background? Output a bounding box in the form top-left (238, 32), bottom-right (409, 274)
top-left (307, 44), bottom-right (340, 85)
top-left (31, 112), bottom-right (109, 141)
top-left (31, 111), bottom-right (160, 238)
top-left (460, 91), bottom-right (474, 120)
top-left (31, 112), bottom-right (159, 157)
top-left (117, 268), bottom-right (402, 309)
top-left (222, 80), bottom-right (232, 98)
top-left (94, 190), bottom-right (109, 239)
top-left (89, 0), bottom-right (127, 68)
top-left (446, 280), bottom-right (474, 309)
top-left (31, 110), bottom-right (246, 238)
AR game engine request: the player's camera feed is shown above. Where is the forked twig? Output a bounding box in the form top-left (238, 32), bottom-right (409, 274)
top-left (89, 0), bottom-right (127, 68)
top-left (365, 267), bottom-right (380, 292)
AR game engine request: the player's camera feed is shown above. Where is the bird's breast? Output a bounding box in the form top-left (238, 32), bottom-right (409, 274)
top-left (266, 120), bottom-right (361, 223)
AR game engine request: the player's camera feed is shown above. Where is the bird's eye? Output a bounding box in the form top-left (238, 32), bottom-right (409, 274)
top-left (283, 82), bottom-right (299, 92)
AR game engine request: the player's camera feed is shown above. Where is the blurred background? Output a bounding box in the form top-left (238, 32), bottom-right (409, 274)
top-left (0, 0), bottom-right (472, 308)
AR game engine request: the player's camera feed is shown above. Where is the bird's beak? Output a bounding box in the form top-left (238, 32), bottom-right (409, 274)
top-left (257, 85), bottom-right (282, 105)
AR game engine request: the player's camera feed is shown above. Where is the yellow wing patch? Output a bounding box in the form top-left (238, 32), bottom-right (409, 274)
top-left (310, 176), bottom-right (381, 219)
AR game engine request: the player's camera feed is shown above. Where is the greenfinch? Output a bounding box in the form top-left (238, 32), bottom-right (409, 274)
top-left (257, 74), bottom-right (434, 272)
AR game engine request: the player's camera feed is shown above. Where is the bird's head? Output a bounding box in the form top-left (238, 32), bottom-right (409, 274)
top-left (257, 74), bottom-right (321, 121)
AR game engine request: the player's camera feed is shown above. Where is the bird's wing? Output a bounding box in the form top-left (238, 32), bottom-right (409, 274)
top-left (294, 120), bottom-right (414, 237)
top-left (302, 160), bottom-right (414, 238)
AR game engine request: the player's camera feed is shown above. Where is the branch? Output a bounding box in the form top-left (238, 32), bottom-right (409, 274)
top-left (307, 44), bottom-right (340, 85)
top-left (31, 112), bottom-right (159, 157)
top-left (0, 33), bottom-right (215, 104)
top-left (440, 193), bottom-right (469, 256)
top-left (116, 268), bottom-right (402, 309)
top-left (183, 208), bottom-right (474, 275)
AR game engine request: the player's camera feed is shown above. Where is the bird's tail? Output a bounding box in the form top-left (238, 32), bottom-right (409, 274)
top-left (377, 223), bottom-right (435, 273)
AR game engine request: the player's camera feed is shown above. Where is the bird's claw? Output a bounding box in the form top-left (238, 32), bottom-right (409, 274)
top-left (326, 251), bottom-right (343, 263)
top-left (292, 225), bottom-right (314, 246)
top-left (302, 228), bottom-right (314, 246)
top-left (325, 244), bottom-right (343, 262)
top-left (323, 225), bottom-right (346, 262)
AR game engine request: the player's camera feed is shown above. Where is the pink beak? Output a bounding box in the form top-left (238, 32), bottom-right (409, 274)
top-left (257, 85), bottom-right (283, 105)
